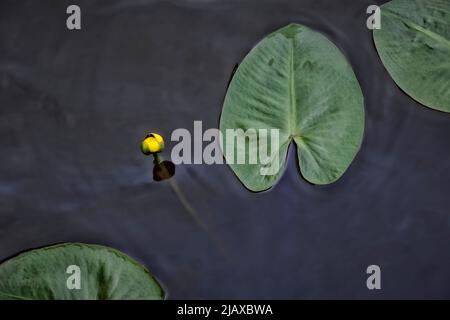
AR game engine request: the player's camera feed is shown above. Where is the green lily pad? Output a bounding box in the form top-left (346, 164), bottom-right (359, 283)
top-left (220, 24), bottom-right (364, 192)
top-left (373, 0), bottom-right (450, 112)
top-left (0, 243), bottom-right (164, 300)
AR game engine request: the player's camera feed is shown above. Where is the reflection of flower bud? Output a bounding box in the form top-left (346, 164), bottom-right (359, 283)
top-left (153, 161), bottom-right (175, 181)
top-left (141, 133), bottom-right (165, 155)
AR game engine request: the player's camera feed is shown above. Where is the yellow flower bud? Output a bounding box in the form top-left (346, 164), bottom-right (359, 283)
top-left (141, 133), bottom-right (165, 155)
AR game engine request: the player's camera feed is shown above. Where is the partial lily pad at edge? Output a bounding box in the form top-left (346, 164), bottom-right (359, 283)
top-left (0, 243), bottom-right (164, 300)
top-left (373, 0), bottom-right (450, 112)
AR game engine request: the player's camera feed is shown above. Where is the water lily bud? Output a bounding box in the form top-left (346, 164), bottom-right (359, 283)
top-left (141, 133), bottom-right (165, 155)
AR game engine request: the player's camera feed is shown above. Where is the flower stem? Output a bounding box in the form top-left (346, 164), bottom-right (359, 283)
top-left (153, 153), bottom-right (162, 165)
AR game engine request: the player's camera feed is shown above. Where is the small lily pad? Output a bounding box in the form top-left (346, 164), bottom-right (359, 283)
top-left (0, 243), bottom-right (164, 300)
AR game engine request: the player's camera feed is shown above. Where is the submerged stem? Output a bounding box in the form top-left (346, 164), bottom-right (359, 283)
top-left (168, 178), bottom-right (229, 259)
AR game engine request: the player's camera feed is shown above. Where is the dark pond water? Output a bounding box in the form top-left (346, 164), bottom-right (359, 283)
top-left (1, 0), bottom-right (450, 299)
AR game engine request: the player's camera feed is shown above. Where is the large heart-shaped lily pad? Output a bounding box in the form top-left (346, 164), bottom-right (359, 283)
top-left (0, 243), bottom-right (164, 300)
top-left (373, 0), bottom-right (450, 112)
top-left (220, 24), bottom-right (364, 192)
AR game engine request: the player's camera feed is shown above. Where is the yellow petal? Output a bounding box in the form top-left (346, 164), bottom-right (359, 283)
top-left (144, 137), bottom-right (161, 153)
top-left (141, 133), bottom-right (165, 155)
top-left (151, 133), bottom-right (164, 145)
